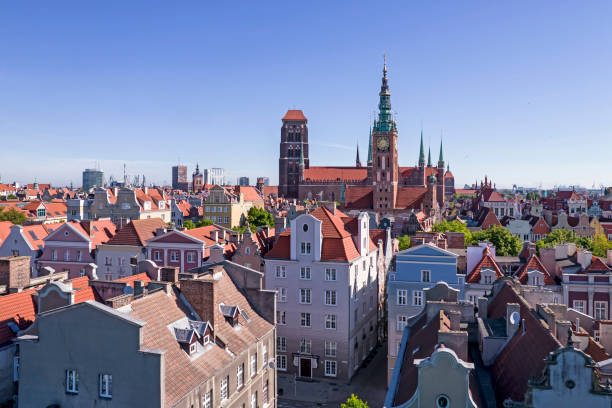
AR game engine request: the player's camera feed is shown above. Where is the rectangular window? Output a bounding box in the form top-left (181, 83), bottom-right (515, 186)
top-left (325, 314), bottom-right (337, 329)
top-left (325, 268), bottom-right (337, 281)
top-left (573, 300), bottom-right (586, 314)
top-left (301, 312), bottom-right (311, 327)
top-left (99, 374), bottom-right (112, 398)
top-left (76, 251), bottom-right (82, 261)
top-left (595, 301), bottom-right (608, 320)
top-left (64, 250), bottom-right (70, 261)
top-left (276, 287), bottom-right (287, 303)
top-left (203, 390), bottom-right (212, 408)
top-left (251, 392), bottom-right (258, 408)
top-left (299, 288), bottom-right (311, 304)
top-left (221, 376), bottom-right (229, 400)
top-left (300, 242), bottom-right (311, 254)
top-left (299, 339), bottom-right (312, 354)
top-left (325, 341), bottom-right (337, 357)
top-left (263, 344), bottom-right (268, 366)
top-left (300, 267), bottom-right (311, 280)
top-left (237, 363), bottom-right (244, 388)
top-left (277, 336), bottom-right (287, 352)
top-left (397, 289), bottom-right (408, 305)
top-left (275, 265), bottom-right (286, 278)
top-left (251, 352), bottom-right (258, 376)
top-left (263, 379), bottom-right (269, 405)
top-left (187, 252), bottom-right (195, 263)
top-left (413, 290), bottom-right (423, 306)
top-left (170, 251), bottom-right (179, 262)
top-left (277, 355), bottom-right (287, 371)
top-left (225, 216), bottom-right (229, 223)
top-left (324, 360), bottom-right (337, 377)
top-left (276, 311), bottom-right (286, 325)
top-left (154, 251), bottom-right (162, 262)
top-left (421, 270), bottom-right (431, 282)
top-left (66, 369), bottom-right (79, 393)
top-left (325, 290), bottom-right (337, 306)
top-left (397, 315), bottom-right (409, 331)
top-left (484, 275), bottom-right (492, 284)
top-left (362, 302), bottom-right (366, 315)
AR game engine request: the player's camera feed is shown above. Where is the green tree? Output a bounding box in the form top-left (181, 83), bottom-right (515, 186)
top-left (526, 191), bottom-right (541, 201)
top-left (7, 194), bottom-right (17, 200)
top-left (196, 218), bottom-right (213, 227)
top-left (341, 394), bottom-right (369, 408)
top-left (469, 225), bottom-right (522, 256)
top-left (0, 208), bottom-right (26, 225)
top-left (432, 219), bottom-right (472, 244)
top-left (232, 225), bottom-right (247, 234)
top-left (183, 219), bottom-right (195, 230)
top-left (591, 234), bottom-right (612, 257)
top-left (247, 207), bottom-right (274, 230)
top-left (535, 228), bottom-right (593, 252)
top-left (398, 235), bottom-right (411, 251)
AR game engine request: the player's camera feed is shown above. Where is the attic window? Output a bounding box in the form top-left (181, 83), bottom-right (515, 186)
top-left (189, 343), bottom-right (197, 354)
top-left (303, 224), bottom-right (308, 232)
top-left (240, 309), bottom-right (251, 322)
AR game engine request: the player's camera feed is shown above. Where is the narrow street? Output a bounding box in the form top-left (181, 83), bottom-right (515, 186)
top-left (278, 342), bottom-right (388, 408)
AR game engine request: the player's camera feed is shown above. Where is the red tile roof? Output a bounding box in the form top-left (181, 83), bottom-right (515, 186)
top-left (466, 248), bottom-right (504, 283)
top-left (584, 256), bottom-right (611, 273)
top-left (584, 337), bottom-right (610, 362)
top-left (343, 186), bottom-right (373, 209)
top-left (282, 109), bottom-right (307, 121)
top-left (234, 186), bottom-right (263, 202)
top-left (303, 166), bottom-right (368, 182)
top-left (515, 254), bottom-right (557, 285)
top-left (69, 276), bottom-right (103, 303)
top-left (263, 186), bottom-right (278, 196)
top-left (0, 221), bottom-right (13, 246)
top-left (0, 289), bottom-right (37, 346)
top-left (107, 218), bottom-right (167, 246)
top-left (116, 272), bottom-right (151, 287)
top-left (396, 187), bottom-right (427, 209)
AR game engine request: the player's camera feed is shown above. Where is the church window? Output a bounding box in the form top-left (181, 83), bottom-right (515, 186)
top-left (377, 157), bottom-right (381, 167)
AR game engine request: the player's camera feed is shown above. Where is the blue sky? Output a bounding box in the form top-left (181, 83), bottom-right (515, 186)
top-left (1, 1), bottom-right (611, 189)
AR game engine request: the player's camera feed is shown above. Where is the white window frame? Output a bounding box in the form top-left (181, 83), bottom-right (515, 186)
top-left (595, 301), bottom-right (608, 320)
top-left (324, 360), bottom-right (337, 377)
top-left (276, 310), bottom-right (286, 325)
top-left (325, 290), bottom-right (337, 306)
top-left (277, 355), bottom-right (287, 371)
top-left (170, 251), bottom-right (179, 262)
top-left (251, 352), bottom-right (258, 376)
top-left (275, 265), bottom-right (286, 278)
top-left (299, 288), bottom-right (312, 304)
top-left (237, 363), bottom-right (244, 388)
top-left (300, 266), bottom-right (311, 280)
top-left (263, 344), bottom-right (268, 366)
top-left (325, 268), bottom-right (337, 281)
top-left (325, 314), bottom-right (337, 330)
top-left (301, 312), bottom-right (311, 328)
top-left (573, 300), bottom-right (586, 314)
top-left (251, 391), bottom-right (257, 408)
top-left (421, 270), bottom-right (431, 282)
top-left (187, 252), bottom-right (195, 263)
top-left (66, 369), bottom-right (78, 394)
top-left (277, 336), bottom-right (287, 352)
top-left (154, 251), bottom-right (162, 262)
top-left (99, 373), bottom-right (112, 398)
top-left (397, 289), bottom-right (408, 305)
top-left (276, 287), bottom-right (287, 303)
top-left (221, 376), bottom-right (229, 400)
top-left (397, 315), bottom-right (409, 331)
top-left (325, 341), bottom-right (337, 357)
top-left (412, 290), bottom-right (423, 306)
top-left (300, 242), bottom-right (311, 254)
top-left (203, 390), bottom-right (212, 408)
top-left (299, 339), bottom-right (312, 354)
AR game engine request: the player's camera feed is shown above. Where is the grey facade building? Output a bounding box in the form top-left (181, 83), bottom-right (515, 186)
top-left (206, 168), bottom-right (225, 186)
top-left (82, 168), bottom-right (104, 191)
top-left (238, 177), bottom-right (250, 186)
top-left (172, 165), bottom-right (187, 189)
top-left (264, 205), bottom-right (383, 381)
top-left (17, 263), bottom-right (277, 408)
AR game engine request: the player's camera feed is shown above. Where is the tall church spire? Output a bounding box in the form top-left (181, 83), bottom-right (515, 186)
top-left (427, 146), bottom-right (432, 167)
top-left (373, 54), bottom-right (395, 132)
top-left (356, 143), bottom-right (361, 167)
top-left (438, 137), bottom-right (445, 168)
top-left (418, 130), bottom-right (425, 167)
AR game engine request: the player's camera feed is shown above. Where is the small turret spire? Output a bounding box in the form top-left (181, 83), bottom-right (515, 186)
top-left (427, 146), bottom-right (432, 167)
top-left (438, 136), bottom-right (445, 168)
top-left (418, 130), bottom-right (425, 167)
top-left (356, 143), bottom-right (361, 168)
top-left (367, 126), bottom-right (373, 164)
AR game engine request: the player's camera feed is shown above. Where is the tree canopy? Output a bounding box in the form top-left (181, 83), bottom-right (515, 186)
top-left (182, 220), bottom-right (195, 230)
top-left (432, 219), bottom-right (471, 244)
top-left (398, 235), bottom-right (411, 251)
top-left (341, 394), bottom-right (369, 408)
top-left (196, 218), bottom-right (213, 228)
top-left (247, 206), bottom-right (274, 229)
top-left (0, 208), bottom-right (26, 225)
top-left (469, 225), bottom-right (522, 256)
top-left (536, 229), bottom-right (612, 258)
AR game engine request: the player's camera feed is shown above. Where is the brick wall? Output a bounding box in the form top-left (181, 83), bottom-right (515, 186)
top-left (0, 256), bottom-right (30, 291)
top-left (180, 279), bottom-right (215, 327)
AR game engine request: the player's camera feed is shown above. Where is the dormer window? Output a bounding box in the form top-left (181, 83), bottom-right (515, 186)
top-left (189, 343), bottom-right (197, 354)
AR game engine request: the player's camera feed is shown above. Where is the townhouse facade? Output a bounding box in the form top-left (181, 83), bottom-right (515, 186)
top-left (264, 205), bottom-right (381, 381)
top-left (202, 185), bottom-right (263, 229)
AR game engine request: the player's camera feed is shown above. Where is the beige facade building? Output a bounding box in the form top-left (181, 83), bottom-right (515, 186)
top-left (202, 185), bottom-right (263, 229)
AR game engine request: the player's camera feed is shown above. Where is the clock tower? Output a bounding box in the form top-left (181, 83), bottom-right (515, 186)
top-left (371, 56), bottom-right (399, 211)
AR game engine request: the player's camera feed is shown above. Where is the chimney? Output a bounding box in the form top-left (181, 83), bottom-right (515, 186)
top-left (540, 247), bottom-right (560, 279)
top-left (323, 201), bottom-right (336, 215)
top-left (211, 230), bottom-right (219, 243)
top-left (143, 186), bottom-right (148, 194)
top-left (155, 227), bottom-right (167, 237)
top-left (133, 280), bottom-right (146, 297)
top-left (506, 303), bottom-right (520, 339)
top-left (446, 232), bottom-right (465, 249)
top-left (208, 244), bottom-right (225, 263)
top-left (477, 297), bottom-right (488, 318)
top-left (448, 310), bottom-right (461, 331)
top-left (557, 321), bottom-right (572, 344)
top-left (577, 249), bottom-right (592, 271)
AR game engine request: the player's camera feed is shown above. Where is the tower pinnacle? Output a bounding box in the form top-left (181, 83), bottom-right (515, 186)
top-left (356, 143), bottom-right (361, 167)
top-left (438, 137), bottom-right (445, 168)
top-left (418, 130), bottom-right (425, 167)
top-left (373, 55), bottom-right (394, 132)
top-left (427, 146), bottom-right (432, 167)
top-left (367, 126), bottom-right (373, 164)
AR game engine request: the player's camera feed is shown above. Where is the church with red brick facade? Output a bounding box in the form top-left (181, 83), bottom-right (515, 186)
top-left (278, 60), bottom-right (455, 216)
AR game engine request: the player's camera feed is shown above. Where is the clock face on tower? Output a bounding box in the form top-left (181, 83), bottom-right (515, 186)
top-left (377, 137), bottom-right (389, 151)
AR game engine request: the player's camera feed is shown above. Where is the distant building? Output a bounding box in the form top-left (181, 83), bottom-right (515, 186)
top-left (193, 164), bottom-right (204, 192)
top-left (171, 165), bottom-right (187, 189)
top-left (238, 177), bottom-right (250, 186)
top-left (82, 168), bottom-right (104, 191)
top-left (259, 177), bottom-right (270, 186)
top-left (206, 168), bottom-right (225, 186)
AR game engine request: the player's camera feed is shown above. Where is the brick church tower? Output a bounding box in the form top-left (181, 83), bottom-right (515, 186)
top-left (279, 110), bottom-right (309, 199)
top-left (371, 56), bottom-right (399, 211)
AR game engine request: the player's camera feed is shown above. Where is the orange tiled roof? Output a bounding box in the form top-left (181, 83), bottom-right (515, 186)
top-left (0, 289), bottom-right (37, 346)
top-left (0, 221), bottom-right (13, 246)
top-left (107, 218), bottom-right (167, 246)
top-left (282, 109), bottom-right (307, 121)
top-left (584, 257), bottom-right (611, 273)
top-left (396, 187), bottom-right (427, 209)
top-left (68, 276), bottom-right (102, 303)
top-left (466, 248), bottom-right (503, 283)
top-left (302, 166), bottom-right (367, 182)
top-left (116, 272), bottom-right (151, 287)
top-left (515, 254), bottom-right (556, 285)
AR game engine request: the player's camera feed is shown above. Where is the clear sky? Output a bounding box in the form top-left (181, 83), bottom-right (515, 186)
top-left (1, 1), bottom-right (611, 189)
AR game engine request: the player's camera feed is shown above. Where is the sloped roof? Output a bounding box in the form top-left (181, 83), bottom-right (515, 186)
top-left (107, 218), bottom-right (167, 246)
top-left (515, 254), bottom-right (557, 285)
top-left (488, 283), bottom-right (562, 404)
top-left (0, 221), bottom-right (13, 246)
top-left (583, 257), bottom-right (611, 273)
top-left (0, 289), bottom-right (37, 346)
top-left (396, 187), bottom-right (427, 209)
top-left (234, 186), bottom-right (263, 202)
top-left (116, 272), bottom-right (152, 287)
top-left (302, 166), bottom-right (368, 182)
top-left (466, 247), bottom-right (504, 283)
top-left (69, 276), bottom-right (103, 303)
top-left (282, 109), bottom-right (307, 121)
top-left (343, 186), bottom-right (373, 209)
